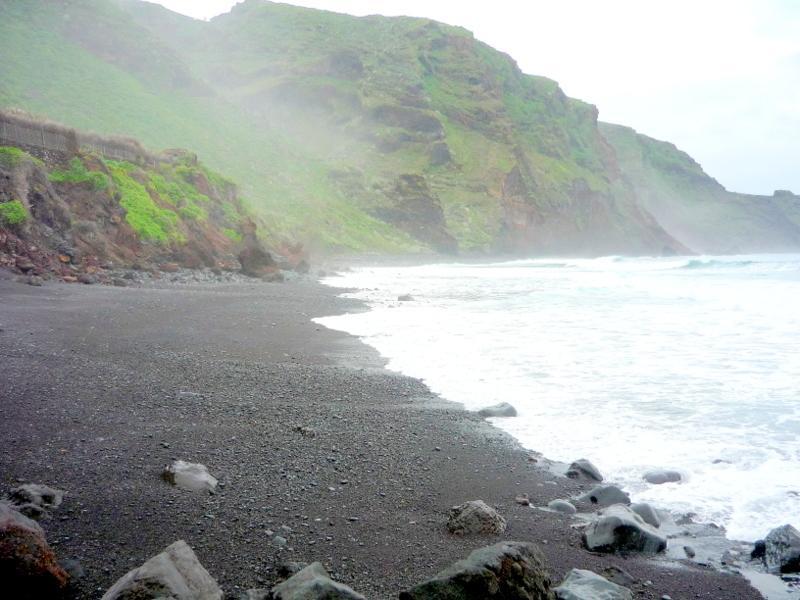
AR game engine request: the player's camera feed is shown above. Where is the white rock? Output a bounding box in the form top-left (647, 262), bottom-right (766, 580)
top-left (555, 569), bottom-right (633, 600)
top-left (163, 460), bottom-right (218, 493)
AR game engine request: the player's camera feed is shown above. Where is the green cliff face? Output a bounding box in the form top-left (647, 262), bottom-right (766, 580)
top-left (1, 0), bottom-right (797, 255)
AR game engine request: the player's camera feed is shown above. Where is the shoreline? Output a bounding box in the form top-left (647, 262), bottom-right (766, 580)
top-left (0, 275), bottom-right (765, 598)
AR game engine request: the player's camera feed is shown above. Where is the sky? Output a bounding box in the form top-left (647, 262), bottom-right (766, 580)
top-left (151, 0), bottom-right (800, 195)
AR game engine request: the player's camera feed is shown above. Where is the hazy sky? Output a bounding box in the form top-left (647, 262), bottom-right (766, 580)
top-left (152, 0), bottom-right (799, 195)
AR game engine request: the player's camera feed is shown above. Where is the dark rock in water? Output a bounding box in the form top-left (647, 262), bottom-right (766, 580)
top-left (763, 524), bottom-right (800, 573)
top-left (447, 500), bottom-right (507, 535)
top-left (566, 459), bottom-right (603, 482)
top-left (576, 485), bottom-right (631, 507)
top-left (100, 540), bottom-right (222, 599)
top-left (400, 541), bottom-right (552, 600)
top-left (643, 470), bottom-right (682, 485)
top-left (271, 562), bottom-right (365, 600)
top-left (630, 502), bottom-right (661, 528)
top-left (547, 500), bottom-right (577, 515)
top-left (751, 540), bottom-right (766, 560)
top-left (398, 294), bottom-right (414, 301)
top-left (477, 402), bottom-right (517, 418)
top-left (683, 545), bottom-right (696, 559)
top-left (582, 504), bottom-right (667, 554)
top-left (0, 502), bottom-right (69, 597)
top-left (554, 568), bottom-right (633, 600)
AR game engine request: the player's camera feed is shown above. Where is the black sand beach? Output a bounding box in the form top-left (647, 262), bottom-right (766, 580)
top-left (0, 276), bottom-right (762, 598)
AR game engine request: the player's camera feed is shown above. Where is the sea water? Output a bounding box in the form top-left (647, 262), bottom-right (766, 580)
top-left (314, 254), bottom-right (800, 542)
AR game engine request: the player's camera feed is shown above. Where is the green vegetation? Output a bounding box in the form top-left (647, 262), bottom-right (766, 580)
top-left (49, 157), bottom-right (110, 190)
top-left (0, 199), bottom-right (28, 226)
top-left (222, 227), bottom-right (243, 242)
top-left (0, 146), bottom-right (27, 168)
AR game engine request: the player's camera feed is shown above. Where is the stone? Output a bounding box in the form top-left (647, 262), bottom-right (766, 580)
top-left (477, 402), bottom-right (517, 418)
top-left (547, 500), bottom-right (577, 515)
top-left (683, 545), bottom-right (696, 558)
top-left (238, 244), bottom-right (275, 277)
top-left (566, 459), bottom-right (603, 482)
top-left (554, 569), bottom-right (633, 600)
top-left (751, 540), bottom-right (766, 559)
top-left (78, 273), bottom-right (97, 285)
top-left (9, 484), bottom-right (64, 511)
top-left (583, 504), bottom-right (667, 554)
top-left (112, 278), bottom-right (128, 287)
top-left (26, 275), bottom-right (43, 286)
top-left (576, 485), bottom-right (631, 507)
top-left (763, 524), bottom-right (800, 573)
top-left (271, 562), bottom-right (365, 600)
top-left (515, 494), bottom-right (531, 506)
top-left (630, 503), bottom-right (660, 528)
top-left (162, 460), bottom-right (218, 493)
top-left (277, 561), bottom-right (308, 579)
top-left (0, 502), bottom-right (69, 597)
top-left (447, 500), bottom-right (506, 535)
top-left (398, 294), bottom-right (414, 301)
top-left (15, 257), bottom-right (35, 272)
top-left (60, 558), bottom-right (85, 580)
top-left (600, 566), bottom-right (636, 588)
top-left (643, 470), bottom-right (682, 485)
top-left (400, 541), bottom-right (552, 600)
top-left (101, 540), bottom-right (222, 600)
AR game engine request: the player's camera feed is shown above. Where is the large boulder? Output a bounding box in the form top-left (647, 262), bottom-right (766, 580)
top-left (101, 540), bottom-right (222, 600)
top-left (630, 503), bottom-right (661, 528)
top-left (400, 541), bottom-right (552, 600)
top-left (271, 562), bottom-right (365, 600)
top-left (238, 244), bottom-right (276, 278)
top-left (643, 470), bottom-right (682, 485)
top-left (0, 502), bottom-right (69, 598)
top-left (565, 459), bottom-right (603, 482)
top-left (576, 485), bottom-right (630, 507)
top-left (162, 460), bottom-right (218, 493)
top-left (554, 569), bottom-right (632, 600)
top-left (477, 403), bottom-right (518, 418)
top-left (547, 500), bottom-right (577, 515)
top-left (447, 500), bottom-right (507, 535)
top-left (583, 504), bottom-right (667, 554)
top-left (9, 484), bottom-right (64, 510)
top-left (763, 524), bottom-right (800, 573)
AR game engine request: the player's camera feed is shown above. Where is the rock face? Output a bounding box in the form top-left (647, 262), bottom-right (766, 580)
top-left (762, 524), bottom-right (800, 573)
top-left (238, 243), bottom-right (276, 278)
top-left (400, 541), bottom-right (552, 600)
top-left (630, 503), bottom-right (660, 528)
top-left (566, 459), bottom-right (603, 482)
top-left (547, 500), bottom-right (577, 515)
top-left (0, 502), bottom-right (69, 598)
top-left (477, 402), bottom-right (518, 418)
top-left (101, 540), bottom-right (222, 600)
top-left (583, 505), bottom-right (667, 554)
top-left (576, 485), bottom-right (630, 507)
top-left (554, 569), bottom-right (633, 600)
top-left (447, 500), bottom-right (507, 535)
top-left (271, 562), bottom-right (365, 600)
top-left (643, 470), bottom-right (682, 485)
top-left (162, 460), bottom-right (218, 493)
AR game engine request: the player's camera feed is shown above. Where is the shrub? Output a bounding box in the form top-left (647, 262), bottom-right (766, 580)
top-left (222, 227), bottom-right (243, 242)
top-left (0, 200), bottom-right (28, 226)
top-left (0, 146), bottom-right (27, 168)
top-left (49, 157), bottom-right (110, 190)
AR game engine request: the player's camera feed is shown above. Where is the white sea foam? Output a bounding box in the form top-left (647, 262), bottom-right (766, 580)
top-left (314, 254), bottom-right (800, 542)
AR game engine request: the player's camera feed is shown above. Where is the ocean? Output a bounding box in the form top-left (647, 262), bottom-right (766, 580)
top-left (315, 254), bottom-right (800, 543)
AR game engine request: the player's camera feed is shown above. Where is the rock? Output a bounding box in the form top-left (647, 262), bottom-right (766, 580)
top-left (554, 569), bottom-right (632, 600)
top-left (397, 294), bottom-right (414, 301)
top-left (101, 540), bottom-right (222, 600)
top-left (566, 459), bottom-right (603, 482)
top-left (241, 590), bottom-right (268, 600)
top-left (9, 484), bottom-right (64, 511)
top-left (271, 562), bottom-right (365, 600)
top-left (15, 257), bottom-right (35, 272)
top-left (751, 540), bottom-right (766, 559)
top-left (400, 541), bottom-right (552, 600)
top-left (447, 500), bottom-right (507, 535)
top-left (277, 561), bottom-right (308, 579)
top-left (60, 558), bottom-right (85, 580)
top-left (515, 494), bottom-right (531, 506)
top-left (77, 273), bottom-right (97, 285)
top-left (576, 485), bottom-right (631, 507)
top-left (763, 524), bottom-right (800, 573)
top-left (683, 545), bottom-right (696, 559)
top-left (112, 278), bottom-right (128, 287)
top-left (429, 141), bottom-right (452, 166)
top-left (0, 502), bottom-right (69, 597)
top-left (238, 244), bottom-right (275, 277)
top-left (600, 566), bottom-right (636, 588)
top-left (643, 470), bottom-right (682, 485)
top-left (26, 275), bottom-right (43, 286)
top-left (547, 500), bottom-right (577, 515)
top-left (630, 502), bottom-right (660, 528)
top-left (162, 460), bottom-right (218, 493)
top-left (477, 402), bottom-right (517, 418)
top-left (582, 504), bottom-right (667, 554)
top-left (14, 503), bottom-right (47, 521)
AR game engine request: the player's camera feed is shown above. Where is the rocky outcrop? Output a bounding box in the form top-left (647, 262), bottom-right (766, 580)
top-left (566, 459), bottom-right (603, 482)
top-left (162, 460), bottom-right (218, 493)
top-left (400, 541), bottom-right (552, 600)
top-left (477, 402), bottom-right (518, 418)
top-left (0, 502), bottom-right (69, 598)
top-left (761, 524), bottom-right (800, 573)
top-left (101, 540), bottom-right (222, 600)
top-left (582, 505), bottom-right (667, 554)
top-left (554, 569), bottom-right (632, 600)
top-left (447, 500), bottom-right (507, 535)
top-left (271, 562), bottom-right (365, 600)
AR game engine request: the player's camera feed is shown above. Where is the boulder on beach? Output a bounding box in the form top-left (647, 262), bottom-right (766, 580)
top-left (583, 504), bottom-right (667, 554)
top-left (9, 484), bottom-right (65, 511)
top-left (101, 539), bottom-right (222, 600)
top-left (477, 402), bottom-right (518, 418)
top-left (566, 459), bottom-right (603, 482)
top-left (630, 502), bottom-right (661, 528)
top-left (547, 499), bottom-right (577, 515)
top-left (162, 460), bottom-right (218, 493)
top-left (400, 541), bottom-right (552, 600)
top-left (554, 568), bottom-right (633, 600)
top-left (576, 485), bottom-right (630, 507)
top-left (271, 562), bottom-right (365, 600)
top-left (762, 524), bottom-right (800, 573)
top-left (447, 500), bottom-right (507, 535)
top-left (0, 502), bottom-right (69, 598)
top-left (643, 470), bottom-right (682, 485)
